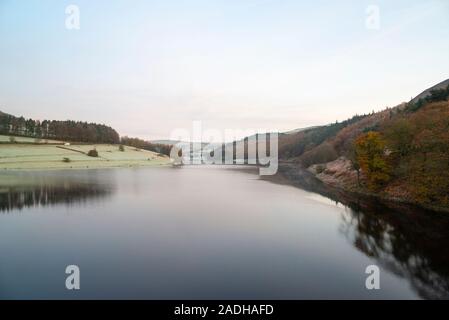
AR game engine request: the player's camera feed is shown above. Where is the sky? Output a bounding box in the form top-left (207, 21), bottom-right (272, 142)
top-left (1, 0), bottom-right (449, 141)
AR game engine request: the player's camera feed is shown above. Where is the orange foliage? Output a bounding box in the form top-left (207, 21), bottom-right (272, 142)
top-left (355, 131), bottom-right (391, 190)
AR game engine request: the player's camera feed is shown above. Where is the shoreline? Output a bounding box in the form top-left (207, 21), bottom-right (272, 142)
top-left (278, 162), bottom-right (449, 214)
top-left (2, 149), bottom-right (447, 214)
top-left (0, 161), bottom-right (173, 171)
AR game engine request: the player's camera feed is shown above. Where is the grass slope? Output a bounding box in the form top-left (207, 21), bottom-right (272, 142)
top-left (0, 143), bottom-right (171, 170)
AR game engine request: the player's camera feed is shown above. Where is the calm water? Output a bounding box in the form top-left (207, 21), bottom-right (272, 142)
top-left (0, 166), bottom-right (448, 299)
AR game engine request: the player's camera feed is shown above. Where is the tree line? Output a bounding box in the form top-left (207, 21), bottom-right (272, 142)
top-left (0, 112), bottom-right (120, 143)
top-left (120, 136), bottom-right (172, 156)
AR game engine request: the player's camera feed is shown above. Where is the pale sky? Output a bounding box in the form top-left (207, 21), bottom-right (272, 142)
top-left (1, 0), bottom-right (449, 140)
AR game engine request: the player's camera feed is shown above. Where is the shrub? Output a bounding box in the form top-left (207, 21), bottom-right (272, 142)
top-left (119, 145), bottom-right (125, 152)
top-left (87, 149), bottom-right (99, 157)
top-left (62, 157), bottom-right (71, 163)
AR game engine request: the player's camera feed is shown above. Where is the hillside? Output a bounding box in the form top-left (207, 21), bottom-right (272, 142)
top-left (0, 142), bottom-right (170, 170)
top-left (411, 79), bottom-right (449, 104)
top-left (0, 111), bottom-right (173, 169)
top-left (279, 79), bottom-right (449, 211)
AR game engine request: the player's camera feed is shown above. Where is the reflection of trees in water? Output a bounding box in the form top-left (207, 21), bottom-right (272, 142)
top-left (276, 164), bottom-right (449, 299)
top-left (339, 199), bottom-right (449, 299)
top-left (0, 183), bottom-right (113, 213)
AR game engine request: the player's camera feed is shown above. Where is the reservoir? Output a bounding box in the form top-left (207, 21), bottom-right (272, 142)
top-left (0, 166), bottom-right (448, 299)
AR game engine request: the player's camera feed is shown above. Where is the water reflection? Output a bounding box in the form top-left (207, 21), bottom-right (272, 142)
top-left (0, 171), bottom-right (114, 213)
top-left (340, 202), bottom-right (449, 299)
top-left (274, 164), bottom-right (449, 299)
top-left (0, 166), bottom-right (448, 299)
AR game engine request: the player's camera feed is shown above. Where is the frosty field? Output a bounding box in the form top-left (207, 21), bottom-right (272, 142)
top-left (0, 143), bottom-right (171, 170)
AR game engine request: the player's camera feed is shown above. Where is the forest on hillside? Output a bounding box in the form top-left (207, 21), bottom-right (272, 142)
top-left (279, 83), bottom-right (449, 210)
top-left (0, 111), bottom-right (173, 156)
top-left (120, 136), bottom-right (172, 156)
top-left (0, 111), bottom-right (120, 144)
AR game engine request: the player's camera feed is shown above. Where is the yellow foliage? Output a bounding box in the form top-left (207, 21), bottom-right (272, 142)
top-left (355, 131), bottom-right (391, 190)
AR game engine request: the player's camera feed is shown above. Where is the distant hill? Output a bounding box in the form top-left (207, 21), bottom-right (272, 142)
top-left (150, 139), bottom-right (183, 146)
top-left (121, 137), bottom-right (172, 156)
top-left (284, 126), bottom-right (319, 135)
top-left (411, 78), bottom-right (449, 104)
top-left (151, 139), bottom-right (209, 148)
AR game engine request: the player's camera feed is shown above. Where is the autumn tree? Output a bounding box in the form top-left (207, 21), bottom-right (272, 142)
top-left (354, 131), bottom-right (391, 190)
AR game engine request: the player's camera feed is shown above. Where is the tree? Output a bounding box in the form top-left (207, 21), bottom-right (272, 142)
top-left (87, 149), bottom-right (98, 157)
top-left (384, 118), bottom-right (414, 157)
top-left (354, 131), bottom-right (391, 190)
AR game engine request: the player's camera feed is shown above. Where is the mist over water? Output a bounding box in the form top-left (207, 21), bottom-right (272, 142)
top-left (0, 166), bottom-right (448, 299)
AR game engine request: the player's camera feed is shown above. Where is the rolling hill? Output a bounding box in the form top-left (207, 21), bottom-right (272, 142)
top-left (277, 78), bottom-right (449, 211)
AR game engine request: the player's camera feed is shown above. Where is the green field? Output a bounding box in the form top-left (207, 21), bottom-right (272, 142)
top-left (0, 143), bottom-right (171, 170)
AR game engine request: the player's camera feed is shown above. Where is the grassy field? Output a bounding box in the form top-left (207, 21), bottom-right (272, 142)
top-left (0, 143), bottom-right (171, 170)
